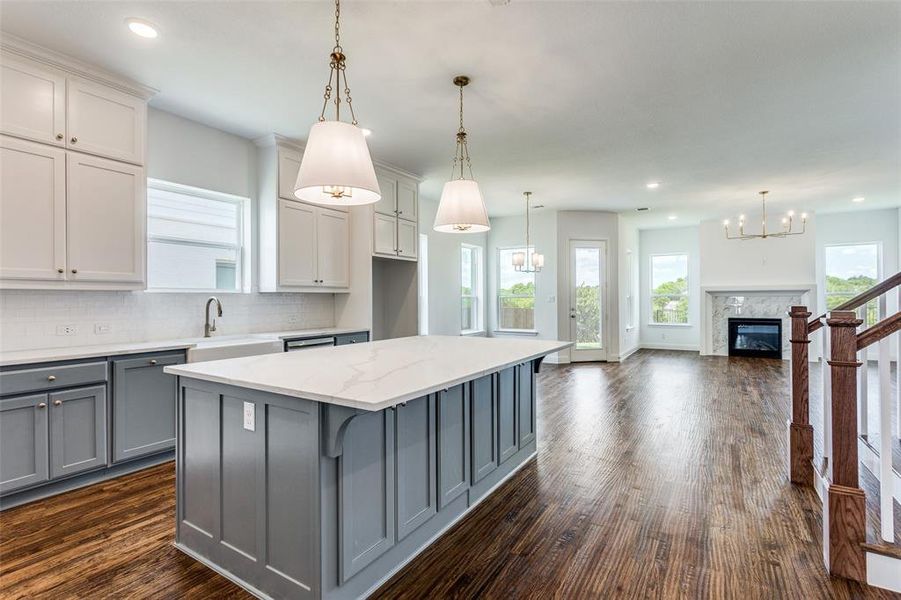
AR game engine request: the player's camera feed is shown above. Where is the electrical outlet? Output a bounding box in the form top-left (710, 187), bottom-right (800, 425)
top-left (56, 324), bottom-right (77, 336)
top-left (94, 323), bottom-right (111, 334)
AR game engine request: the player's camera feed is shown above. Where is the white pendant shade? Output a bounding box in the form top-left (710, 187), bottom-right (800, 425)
top-left (433, 179), bottom-right (490, 233)
top-left (294, 121), bottom-right (380, 206)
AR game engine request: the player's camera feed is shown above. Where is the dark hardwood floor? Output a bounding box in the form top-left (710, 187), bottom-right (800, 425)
top-left (1, 350), bottom-right (897, 599)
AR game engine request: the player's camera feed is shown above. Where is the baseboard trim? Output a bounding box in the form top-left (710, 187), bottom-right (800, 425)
top-left (639, 343), bottom-right (700, 352)
top-left (619, 345), bottom-right (640, 362)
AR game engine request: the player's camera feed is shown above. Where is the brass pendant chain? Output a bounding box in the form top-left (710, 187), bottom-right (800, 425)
top-left (450, 79), bottom-right (475, 181)
top-left (318, 0), bottom-right (358, 126)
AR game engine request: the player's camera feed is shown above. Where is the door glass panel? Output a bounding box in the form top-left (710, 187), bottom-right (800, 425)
top-left (574, 247), bottom-right (602, 350)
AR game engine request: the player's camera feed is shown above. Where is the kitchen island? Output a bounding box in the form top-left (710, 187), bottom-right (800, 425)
top-left (165, 335), bottom-right (570, 600)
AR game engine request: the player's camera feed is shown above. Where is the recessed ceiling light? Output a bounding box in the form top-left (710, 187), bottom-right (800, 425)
top-left (360, 128), bottom-right (372, 137)
top-left (646, 182), bottom-right (660, 189)
top-left (126, 18), bottom-right (159, 39)
top-left (852, 196), bottom-right (865, 203)
top-left (667, 215), bottom-right (677, 221)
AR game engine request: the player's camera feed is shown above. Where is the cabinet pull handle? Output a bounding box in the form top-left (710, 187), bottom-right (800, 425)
top-left (150, 359), bottom-right (158, 365)
top-left (47, 375), bottom-right (56, 382)
top-left (53, 400), bottom-right (62, 406)
top-left (37, 402), bottom-right (47, 409)
top-left (71, 269), bottom-right (78, 274)
top-left (56, 133), bottom-right (64, 141)
top-left (57, 268), bottom-right (64, 274)
top-left (70, 136), bottom-right (77, 144)
top-left (350, 340), bottom-right (356, 343)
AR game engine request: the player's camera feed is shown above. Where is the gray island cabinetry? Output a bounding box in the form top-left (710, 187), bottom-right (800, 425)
top-left (166, 335), bottom-right (569, 600)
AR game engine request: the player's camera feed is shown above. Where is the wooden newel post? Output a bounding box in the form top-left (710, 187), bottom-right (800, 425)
top-left (826, 310), bottom-right (866, 582)
top-left (788, 306), bottom-right (813, 486)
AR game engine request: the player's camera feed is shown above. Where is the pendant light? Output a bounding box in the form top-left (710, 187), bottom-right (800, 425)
top-left (512, 192), bottom-right (544, 272)
top-left (433, 76), bottom-right (490, 233)
top-left (294, 0), bottom-right (380, 206)
top-left (723, 191), bottom-right (807, 240)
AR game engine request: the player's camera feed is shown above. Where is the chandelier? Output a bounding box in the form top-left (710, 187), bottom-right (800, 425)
top-left (512, 192), bottom-right (544, 272)
top-left (433, 76), bottom-right (491, 233)
top-left (294, 0), bottom-right (380, 206)
top-left (723, 191), bottom-right (806, 240)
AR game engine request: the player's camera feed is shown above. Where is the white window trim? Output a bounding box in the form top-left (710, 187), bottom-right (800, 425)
top-left (146, 178), bottom-right (252, 294)
top-left (496, 245), bottom-right (537, 333)
top-left (461, 243), bottom-right (484, 335)
top-left (823, 241), bottom-right (883, 326)
top-left (649, 252), bottom-right (690, 326)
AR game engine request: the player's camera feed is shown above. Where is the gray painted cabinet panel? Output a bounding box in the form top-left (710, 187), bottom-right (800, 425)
top-left (518, 363), bottom-right (536, 446)
top-left (497, 367), bottom-right (518, 464)
top-left (394, 395), bottom-right (436, 540)
top-left (339, 409), bottom-right (395, 582)
top-left (180, 385), bottom-right (220, 542)
top-left (0, 361), bottom-right (107, 396)
top-left (335, 331), bottom-right (369, 346)
top-left (0, 394), bottom-right (49, 494)
top-left (49, 385), bottom-right (107, 479)
top-left (437, 384), bottom-right (469, 509)
top-left (470, 374), bottom-right (497, 484)
top-left (112, 353), bottom-right (183, 462)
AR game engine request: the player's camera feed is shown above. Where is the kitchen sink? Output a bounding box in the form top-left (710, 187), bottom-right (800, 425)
top-left (187, 335), bottom-right (284, 363)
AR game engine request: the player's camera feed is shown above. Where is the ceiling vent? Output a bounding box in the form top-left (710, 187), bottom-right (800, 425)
top-left (636, 207), bottom-right (649, 212)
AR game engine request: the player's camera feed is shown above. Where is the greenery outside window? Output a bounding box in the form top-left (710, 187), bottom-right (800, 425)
top-left (824, 243), bottom-right (880, 327)
top-left (461, 244), bottom-right (483, 333)
top-left (650, 254), bottom-right (689, 325)
top-left (498, 247), bottom-right (536, 331)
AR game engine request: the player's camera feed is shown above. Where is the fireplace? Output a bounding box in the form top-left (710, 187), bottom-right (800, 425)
top-left (728, 317), bottom-right (782, 359)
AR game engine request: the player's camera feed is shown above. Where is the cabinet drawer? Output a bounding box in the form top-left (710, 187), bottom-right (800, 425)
top-left (0, 361), bottom-right (108, 396)
top-left (335, 332), bottom-right (369, 346)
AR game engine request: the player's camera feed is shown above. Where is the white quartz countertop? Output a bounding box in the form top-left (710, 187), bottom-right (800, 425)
top-left (0, 327), bottom-right (369, 367)
top-left (165, 335), bottom-right (572, 411)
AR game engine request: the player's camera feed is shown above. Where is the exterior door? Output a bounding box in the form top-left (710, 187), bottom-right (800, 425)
top-left (569, 240), bottom-right (607, 362)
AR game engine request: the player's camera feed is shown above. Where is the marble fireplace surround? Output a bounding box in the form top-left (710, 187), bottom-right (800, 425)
top-left (700, 284), bottom-right (817, 359)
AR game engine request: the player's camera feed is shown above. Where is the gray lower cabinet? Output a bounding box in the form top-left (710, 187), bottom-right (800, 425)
top-left (518, 363), bottom-right (536, 446)
top-left (0, 394), bottom-right (49, 494)
top-left (112, 353), bottom-right (184, 462)
top-left (335, 331), bottom-right (369, 346)
top-left (470, 374), bottom-right (498, 484)
top-left (394, 395), bottom-right (436, 540)
top-left (339, 408), bottom-right (395, 582)
top-left (497, 367), bottom-right (518, 464)
top-left (437, 384), bottom-right (470, 508)
top-left (49, 385), bottom-right (107, 479)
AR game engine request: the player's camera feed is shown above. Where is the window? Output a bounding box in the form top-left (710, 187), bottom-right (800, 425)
top-left (824, 243), bottom-right (880, 326)
top-left (650, 254), bottom-right (689, 325)
top-left (461, 244), bottom-right (483, 333)
top-left (147, 179), bottom-right (250, 292)
top-left (497, 247), bottom-right (535, 331)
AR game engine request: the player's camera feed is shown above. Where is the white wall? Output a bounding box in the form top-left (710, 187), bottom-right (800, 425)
top-left (418, 197), bottom-right (488, 336)
top-left (617, 215), bottom-right (640, 358)
top-left (639, 226), bottom-right (701, 351)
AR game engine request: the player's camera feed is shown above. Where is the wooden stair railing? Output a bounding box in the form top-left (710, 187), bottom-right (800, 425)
top-left (807, 271), bottom-right (901, 334)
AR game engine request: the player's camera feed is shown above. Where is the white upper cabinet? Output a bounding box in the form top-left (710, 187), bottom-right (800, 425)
top-left (397, 219), bottom-right (418, 260)
top-left (0, 56), bottom-right (66, 147)
top-left (374, 175), bottom-right (397, 217)
top-left (67, 78), bottom-right (146, 165)
top-left (317, 208), bottom-right (350, 288)
top-left (396, 180), bottom-right (418, 222)
top-left (0, 136), bottom-right (66, 280)
top-left (371, 168), bottom-right (419, 262)
top-left (278, 200), bottom-right (317, 287)
top-left (277, 147), bottom-right (302, 202)
top-left (373, 212), bottom-right (398, 257)
top-left (66, 153), bottom-right (145, 283)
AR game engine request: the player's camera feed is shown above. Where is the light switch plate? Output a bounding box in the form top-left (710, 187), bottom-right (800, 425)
top-left (94, 323), bottom-right (111, 334)
top-left (243, 402), bottom-right (255, 431)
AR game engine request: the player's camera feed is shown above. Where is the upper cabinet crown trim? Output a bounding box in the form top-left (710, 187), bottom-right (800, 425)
top-left (0, 34), bottom-right (157, 100)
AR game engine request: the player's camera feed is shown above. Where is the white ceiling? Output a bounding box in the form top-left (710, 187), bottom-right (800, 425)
top-left (1, 1), bottom-right (899, 226)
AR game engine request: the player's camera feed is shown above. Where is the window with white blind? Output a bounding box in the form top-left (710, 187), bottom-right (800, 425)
top-left (147, 179), bottom-right (250, 292)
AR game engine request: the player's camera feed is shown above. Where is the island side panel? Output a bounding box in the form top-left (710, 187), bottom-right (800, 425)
top-left (175, 377), bottom-right (320, 599)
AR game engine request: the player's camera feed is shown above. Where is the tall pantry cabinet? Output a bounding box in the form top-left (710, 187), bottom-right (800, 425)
top-left (0, 39), bottom-right (153, 290)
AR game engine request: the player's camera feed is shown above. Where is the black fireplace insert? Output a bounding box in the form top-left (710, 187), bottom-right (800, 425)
top-left (728, 317), bottom-right (782, 359)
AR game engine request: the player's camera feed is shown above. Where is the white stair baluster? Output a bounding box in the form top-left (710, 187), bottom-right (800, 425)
top-left (877, 294), bottom-right (894, 542)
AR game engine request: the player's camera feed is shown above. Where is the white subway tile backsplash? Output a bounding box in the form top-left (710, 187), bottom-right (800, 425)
top-left (0, 290), bottom-right (334, 352)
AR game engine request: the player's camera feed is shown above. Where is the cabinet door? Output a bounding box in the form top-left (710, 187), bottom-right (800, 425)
top-left (277, 147), bottom-right (303, 201)
top-left (518, 362), bottom-right (536, 446)
top-left (396, 219), bottom-right (418, 260)
top-left (437, 385), bottom-right (470, 509)
top-left (373, 175), bottom-right (396, 217)
top-left (112, 353), bottom-right (183, 463)
top-left (316, 207), bottom-right (349, 288)
top-left (67, 153), bottom-right (145, 283)
top-left (373, 213), bottom-right (397, 256)
top-left (497, 367), bottom-right (517, 464)
top-left (49, 385), bottom-right (107, 479)
top-left (0, 136), bottom-right (67, 281)
top-left (470, 375), bottom-right (498, 484)
top-left (0, 56), bottom-right (66, 146)
top-left (395, 396), bottom-right (436, 540)
top-left (67, 78), bottom-right (146, 165)
top-left (396, 180), bottom-right (418, 222)
top-left (339, 409), bottom-right (395, 582)
top-left (278, 200), bottom-right (317, 287)
top-left (0, 394), bottom-right (49, 495)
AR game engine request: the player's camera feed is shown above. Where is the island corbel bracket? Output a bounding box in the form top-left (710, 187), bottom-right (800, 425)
top-left (533, 357), bottom-right (545, 373)
top-left (322, 404), bottom-right (366, 458)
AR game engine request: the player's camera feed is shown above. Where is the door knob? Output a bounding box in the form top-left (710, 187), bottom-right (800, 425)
top-left (56, 133), bottom-right (64, 141)
top-left (53, 400), bottom-right (62, 406)
top-left (37, 402), bottom-right (47, 409)
top-left (47, 375), bottom-right (56, 381)
top-left (70, 137), bottom-right (77, 144)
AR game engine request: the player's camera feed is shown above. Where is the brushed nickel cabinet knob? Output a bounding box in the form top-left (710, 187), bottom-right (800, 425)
top-left (71, 269), bottom-right (78, 274)
top-left (47, 375), bottom-right (56, 382)
top-left (37, 402), bottom-right (47, 409)
top-left (57, 268), bottom-right (64, 274)
top-left (53, 400), bottom-right (62, 406)
top-left (56, 133), bottom-right (64, 141)
top-left (150, 359), bottom-right (158, 365)
top-left (70, 137), bottom-right (77, 144)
